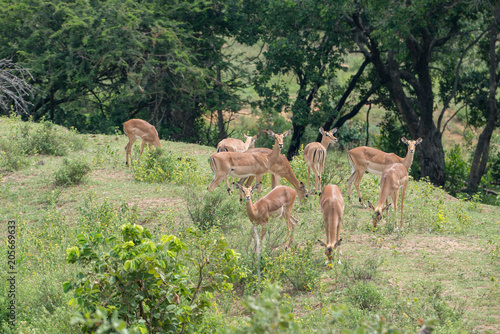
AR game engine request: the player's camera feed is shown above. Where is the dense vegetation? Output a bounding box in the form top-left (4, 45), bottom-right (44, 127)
top-left (0, 117), bottom-right (499, 333)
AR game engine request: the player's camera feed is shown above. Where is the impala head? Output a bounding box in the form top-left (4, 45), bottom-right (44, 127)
top-left (317, 239), bottom-right (342, 262)
top-left (319, 127), bottom-right (338, 145)
top-left (265, 129), bottom-right (292, 148)
top-left (242, 133), bottom-right (258, 148)
top-left (299, 181), bottom-right (309, 199)
top-left (401, 137), bottom-right (423, 154)
top-left (233, 182), bottom-right (261, 201)
top-left (367, 201), bottom-right (391, 227)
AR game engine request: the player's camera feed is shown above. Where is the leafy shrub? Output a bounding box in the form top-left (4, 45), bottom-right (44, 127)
top-left (347, 282), bottom-right (383, 311)
top-left (343, 258), bottom-right (382, 281)
top-left (65, 225), bottom-right (241, 333)
top-left (225, 283), bottom-right (300, 334)
top-left (186, 187), bottom-right (240, 231)
top-left (17, 118), bottom-right (85, 156)
top-left (261, 241), bottom-right (321, 292)
top-left (54, 158), bottom-right (91, 186)
top-left (337, 119), bottom-right (365, 150)
top-left (0, 138), bottom-right (29, 171)
top-left (444, 144), bottom-right (469, 196)
top-left (132, 149), bottom-right (198, 184)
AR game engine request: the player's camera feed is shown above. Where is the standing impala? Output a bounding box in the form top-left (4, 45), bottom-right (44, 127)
top-left (368, 163), bottom-right (409, 229)
top-left (123, 119), bottom-right (161, 167)
top-left (240, 147), bottom-right (309, 201)
top-left (216, 134), bottom-right (258, 152)
top-left (318, 185), bottom-right (344, 265)
top-left (303, 127), bottom-right (338, 193)
top-left (207, 129), bottom-right (292, 194)
top-left (347, 137), bottom-right (422, 207)
top-left (233, 182), bottom-right (298, 251)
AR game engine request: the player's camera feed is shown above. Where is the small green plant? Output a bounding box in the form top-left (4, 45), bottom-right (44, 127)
top-left (343, 257), bottom-right (382, 281)
top-left (445, 144), bottom-right (469, 196)
top-left (54, 158), bottom-right (91, 186)
top-left (347, 282), bottom-right (383, 311)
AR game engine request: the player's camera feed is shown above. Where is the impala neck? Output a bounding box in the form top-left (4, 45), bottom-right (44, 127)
top-left (245, 199), bottom-right (258, 222)
top-left (320, 136), bottom-right (331, 150)
top-left (401, 148), bottom-right (415, 169)
top-left (266, 138), bottom-right (281, 167)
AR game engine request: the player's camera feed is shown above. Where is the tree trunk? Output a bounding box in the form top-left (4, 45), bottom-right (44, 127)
top-left (468, 6), bottom-right (500, 192)
top-left (216, 65), bottom-right (227, 141)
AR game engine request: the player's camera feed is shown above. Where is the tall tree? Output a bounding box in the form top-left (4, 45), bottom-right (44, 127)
top-left (345, 0), bottom-right (476, 186)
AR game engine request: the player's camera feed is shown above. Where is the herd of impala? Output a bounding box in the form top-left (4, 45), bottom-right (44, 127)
top-left (123, 118), bottom-right (422, 264)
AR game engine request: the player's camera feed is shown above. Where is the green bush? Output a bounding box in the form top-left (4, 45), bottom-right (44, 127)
top-left (225, 283), bottom-right (300, 334)
top-left (186, 187), bottom-right (240, 231)
top-left (65, 225), bottom-right (241, 333)
top-left (347, 282), bottom-right (383, 311)
top-left (343, 258), bottom-right (382, 281)
top-left (261, 241), bottom-right (321, 292)
top-left (444, 144), bottom-right (469, 196)
top-left (54, 158), bottom-right (91, 186)
top-left (132, 149), bottom-right (199, 184)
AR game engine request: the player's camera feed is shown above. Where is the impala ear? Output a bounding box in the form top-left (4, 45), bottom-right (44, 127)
top-left (283, 129), bottom-right (292, 138)
top-left (382, 203), bottom-right (392, 212)
top-left (232, 182), bottom-right (243, 191)
top-left (331, 128), bottom-right (338, 135)
top-left (242, 133), bottom-right (248, 139)
top-left (401, 137), bottom-right (408, 145)
top-left (334, 238), bottom-right (343, 248)
top-left (253, 182), bottom-right (262, 190)
top-left (319, 127), bottom-right (325, 135)
top-left (317, 239), bottom-right (327, 248)
top-left (416, 137), bottom-right (423, 145)
top-left (367, 201), bottom-right (375, 210)
top-left (265, 128), bottom-right (276, 139)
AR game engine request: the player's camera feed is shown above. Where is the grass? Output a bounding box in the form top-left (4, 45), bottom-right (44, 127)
top-left (0, 116), bottom-right (499, 333)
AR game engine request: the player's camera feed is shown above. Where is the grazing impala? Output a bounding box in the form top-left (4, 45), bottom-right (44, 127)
top-left (368, 163), bottom-right (409, 229)
top-left (240, 147), bottom-right (309, 201)
top-left (216, 134), bottom-right (258, 152)
top-left (123, 119), bottom-right (161, 167)
top-left (208, 129), bottom-right (292, 194)
top-left (318, 185), bottom-right (344, 265)
top-left (347, 137), bottom-right (422, 207)
top-left (233, 182), bottom-right (298, 251)
top-left (303, 128), bottom-right (338, 193)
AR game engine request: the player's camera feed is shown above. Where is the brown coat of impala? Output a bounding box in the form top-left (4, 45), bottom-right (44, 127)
top-left (123, 119), bottom-right (161, 167)
top-left (233, 182), bottom-right (298, 249)
top-left (208, 129), bottom-right (292, 193)
top-left (216, 134), bottom-right (258, 153)
top-left (318, 184), bottom-right (344, 265)
top-left (303, 127), bottom-right (338, 193)
top-left (368, 163), bottom-right (409, 229)
top-left (240, 147), bottom-right (309, 201)
top-left (347, 137), bottom-right (422, 207)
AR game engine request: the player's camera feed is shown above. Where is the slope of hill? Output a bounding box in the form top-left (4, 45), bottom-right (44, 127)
top-left (0, 116), bottom-right (499, 333)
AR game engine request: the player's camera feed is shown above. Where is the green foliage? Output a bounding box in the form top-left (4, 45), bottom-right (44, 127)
top-left (347, 282), bottom-right (383, 311)
top-left (65, 225), bottom-right (241, 333)
top-left (331, 305), bottom-right (404, 334)
top-left (226, 283), bottom-right (301, 334)
top-left (132, 149), bottom-right (198, 184)
top-left (343, 257), bottom-right (382, 281)
top-left (54, 158), bottom-right (91, 186)
top-left (261, 241), bottom-right (321, 292)
top-left (337, 119), bottom-right (366, 150)
top-left (445, 145), bottom-right (469, 196)
top-left (185, 187), bottom-right (240, 231)
top-left (71, 307), bottom-right (146, 334)
top-left (0, 116), bottom-right (85, 171)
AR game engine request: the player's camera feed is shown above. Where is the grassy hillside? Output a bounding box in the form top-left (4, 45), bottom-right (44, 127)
top-left (0, 116), bottom-right (499, 333)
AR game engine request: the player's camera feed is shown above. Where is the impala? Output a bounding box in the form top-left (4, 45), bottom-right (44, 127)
top-left (216, 133), bottom-right (258, 152)
top-left (318, 184), bottom-right (344, 265)
top-left (303, 127), bottom-right (338, 193)
top-left (240, 147), bottom-right (309, 201)
top-left (233, 182), bottom-right (298, 251)
top-left (347, 137), bottom-right (422, 207)
top-left (207, 129), bottom-right (292, 194)
top-left (368, 163), bottom-right (409, 229)
top-left (123, 119), bottom-right (161, 167)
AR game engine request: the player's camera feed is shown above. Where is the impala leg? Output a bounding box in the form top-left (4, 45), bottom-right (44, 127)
top-left (347, 171), bottom-right (356, 200)
top-left (125, 137), bottom-right (136, 167)
top-left (354, 171), bottom-right (366, 207)
top-left (138, 140), bottom-right (146, 161)
top-left (337, 219), bottom-right (342, 264)
top-left (400, 186), bottom-right (407, 229)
